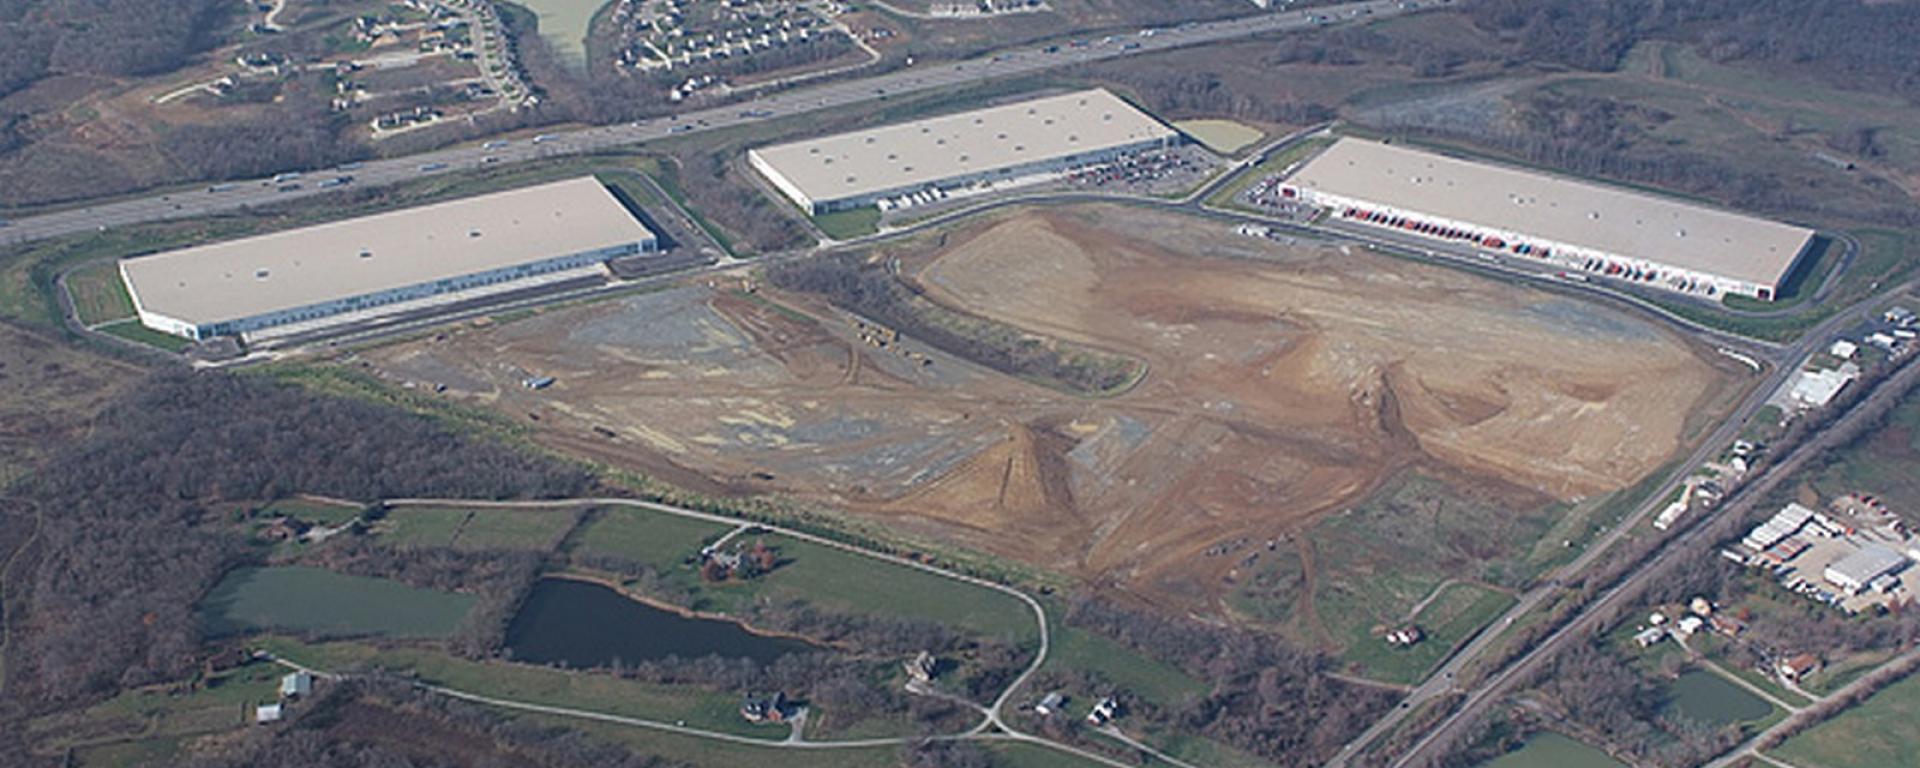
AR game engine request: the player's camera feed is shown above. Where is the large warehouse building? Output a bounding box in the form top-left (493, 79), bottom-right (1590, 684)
top-left (748, 88), bottom-right (1178, 214)
top-left (1280, 138), bottom-right (1816, 301)
top-left (121, 177), bottom-right (656, 341)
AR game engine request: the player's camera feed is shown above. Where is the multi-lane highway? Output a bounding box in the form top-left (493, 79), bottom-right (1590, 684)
top-left (0, 0), bottom-right (1417, 247)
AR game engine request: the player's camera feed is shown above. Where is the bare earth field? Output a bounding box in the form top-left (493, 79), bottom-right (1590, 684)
top-left (365, 205), bottom-right (1739, 616)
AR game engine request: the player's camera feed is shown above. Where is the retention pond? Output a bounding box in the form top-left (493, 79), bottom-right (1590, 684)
top-left (505, 578), bottom-right (817, 667)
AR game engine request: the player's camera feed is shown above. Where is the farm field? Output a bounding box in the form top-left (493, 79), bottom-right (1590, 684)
top-left (200, 566), bottom-right (476, 638)
top-left (376, 505), bottom-right (583, 551)
top-left (1772, 670), bottom-right (1920, 768)
top-left (362, 203), bottom-right (1743, 633)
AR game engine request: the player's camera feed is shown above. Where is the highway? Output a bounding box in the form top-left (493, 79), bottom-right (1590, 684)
top-left (0, 0), bottom-right (1416, 248)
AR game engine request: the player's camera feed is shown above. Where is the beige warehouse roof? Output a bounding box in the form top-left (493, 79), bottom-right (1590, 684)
top-left (122, 177), bottom-right (653, 326)
top-left (1289, 138), bottom-right (1814, 287)
top-left (750, 88), bottom-right (1176, 204)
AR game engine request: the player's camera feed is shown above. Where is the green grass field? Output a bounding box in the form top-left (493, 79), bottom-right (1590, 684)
top-left (750, 534), bottom-right (1036, 642)
top-left (814, 207), bottom-right (883, 240)
top-left (64, 259), bottom-right (135, 326)
top-left (261, 497), bottom-right (365, 526)
top-left (1805, 387), bottom-right (1920, 525)
top-left (1042, 624), bottom-right (1206, 704)
top-left (1335, 582), bottom-right (1517, 685)
top-left (1772, 668), bottom-right (1920, 768)
top-left (201, 566), bottom-right (476, 638)
top-left (95, 318), bottom-right (190, 351)
top-left (377, 506), bottom-right (582, 551)
top-left (259, 635), bottom-right (779, 740)
top-left (528, 715), bottom-right (902, 768)
top-left (988, 741), bottom-right (1114, 768)
top-left (567, 505), bottom-right (731, 568)
top-left (27, 660), bottom-right (283, 760)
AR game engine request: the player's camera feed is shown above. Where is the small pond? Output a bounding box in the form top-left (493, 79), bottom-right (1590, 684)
top-left (504, 578), bottom-right (817, 667)
top-left (509, 0), bottom-right (607, 70)
top-left (1479, 731), bottom-right (1625, 768)
top-left (1663, 669), bottom-right (1774, 727)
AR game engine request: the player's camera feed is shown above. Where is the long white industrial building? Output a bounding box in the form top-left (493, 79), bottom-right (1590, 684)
top-left (1280, 138), bottom-right (1816, 301)
top-left (120, 177), bottom-right (656, 341)
top-left (748, 88), bottom-right (1178, 214)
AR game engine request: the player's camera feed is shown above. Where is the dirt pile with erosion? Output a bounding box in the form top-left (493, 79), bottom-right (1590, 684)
top-left (364, 205), bottom-right (1736, 611)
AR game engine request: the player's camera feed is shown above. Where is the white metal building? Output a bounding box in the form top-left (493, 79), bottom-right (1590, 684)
top-left (748, 89), bottom-right (1179, 214)
top-left (1280, 138), bottom-right (1817, 301)
top-left (120, 177), bottom-right (656, 341)
top-left (1825, 545), bottom-right (1907, 593)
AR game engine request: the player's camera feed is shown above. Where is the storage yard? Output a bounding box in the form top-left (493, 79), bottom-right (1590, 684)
top-left (119, 177), bottom-right (656, 342)
top-left (361, 204), bottom-right (1737, 611)
top-left (1280, 137), bottom-right (1818, 301)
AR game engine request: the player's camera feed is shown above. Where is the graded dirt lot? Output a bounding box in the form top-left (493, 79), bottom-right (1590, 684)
top-left (365, 205), bottom-right (1738, 614)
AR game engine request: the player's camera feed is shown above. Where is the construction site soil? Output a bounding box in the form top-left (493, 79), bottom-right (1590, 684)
top-left (364, 205), bottom-right (1741, 615)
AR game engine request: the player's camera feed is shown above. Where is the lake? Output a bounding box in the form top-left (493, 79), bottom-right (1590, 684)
top-left (511, 0), bottom-right (607, 70)
top-left (1480, 732), bottom-right (1625, 768)
top-left (505, 578), bottom-right (817, 667)
top-left (1664, 669), bottom-right (1774, 726)
top-left (201, 566), bottom-right (476, 638)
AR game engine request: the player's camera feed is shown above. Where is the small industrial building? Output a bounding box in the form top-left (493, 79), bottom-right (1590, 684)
top-left (1280, 138), bottom-right (1816, 301)
top-left (1824, 544), bottom-right (1907, 593)
top-left (748, 88), bottom-right (1179, 214)
top-left (120, 177), bottom-right (657, 341)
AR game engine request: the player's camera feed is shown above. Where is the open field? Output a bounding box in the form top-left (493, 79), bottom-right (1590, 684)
top-left (569, 510), bottom-right (1037, 642)
top-left (259, 635), bottom-right (780, 740)
top-left (63, 260), bottom-right (136, 327)
top-left (26, 660), bottom-right (283, 762)
top-left (566, 505), bottom-right (733, 567)
top-left (1174, 119), bottom-right (1263, 154)
top-left (1772, 669), bottom-right (1920, 768)
top-left (201, 566), bottom-right (476, 638)
top-left (377, 505), bottom-right (583, 551)
top-left (1803, 388), bottom-right (1920, 526)
top-left (363, 204), bottom-right (1741, 625)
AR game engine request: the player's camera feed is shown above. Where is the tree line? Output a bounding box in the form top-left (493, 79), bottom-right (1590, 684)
top-left (1065, 596), bottom-right (1396, 765)
top-left (0, 370), bottom-right (594, 725)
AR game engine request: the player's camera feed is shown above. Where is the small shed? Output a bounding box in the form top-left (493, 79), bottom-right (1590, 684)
top-left (1035, 692), bottom-right (1065, 717)
top-left (255, 703), bottom-right (283, 724)
top-left (280, 671), bottom-right (313, 698)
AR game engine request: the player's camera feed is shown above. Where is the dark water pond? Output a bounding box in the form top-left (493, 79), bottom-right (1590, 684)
top-left (505, 578), bottom-right (816, 667)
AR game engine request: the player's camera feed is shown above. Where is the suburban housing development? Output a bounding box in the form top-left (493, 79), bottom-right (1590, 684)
top-left (1281, 137), bottom-right (1817, 301)
top-left (119, 177), bottom-right (656, 341)
top-left (747, 88), bottom-right (1179, 214)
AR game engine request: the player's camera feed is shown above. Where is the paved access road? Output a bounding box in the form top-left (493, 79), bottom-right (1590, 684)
top-left (0, 0), bottom-right (1416, 248)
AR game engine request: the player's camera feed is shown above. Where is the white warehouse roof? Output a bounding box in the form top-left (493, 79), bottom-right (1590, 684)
top-left (121, 177), bottom-right (653, 326)
top-left (1826, 544), bottom-right (1907, 588)
top-left (1288, 138), bottom-right (1815, 288)
top-left (749, 89), bottom-right (1175, 206)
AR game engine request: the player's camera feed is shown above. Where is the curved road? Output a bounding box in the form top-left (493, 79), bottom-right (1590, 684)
top-left (0, 0), bottom-right (1414, 248)
top-left (304, 496), bottom-right (1144, 767)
